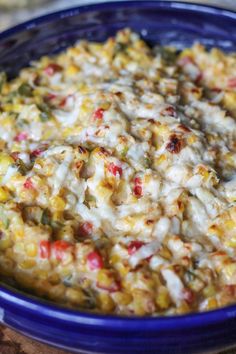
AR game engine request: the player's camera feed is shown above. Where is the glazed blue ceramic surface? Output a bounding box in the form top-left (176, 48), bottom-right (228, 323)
top-left (1, 2), bottom-right (236, 353)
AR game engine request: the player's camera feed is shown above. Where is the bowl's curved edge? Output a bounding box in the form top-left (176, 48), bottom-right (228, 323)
top-left (0, 1), bottom-right (236, 352)
top-left (0, 0), bottom-right (236, 42)
top-left (0, 0), bottom-right (236, 328)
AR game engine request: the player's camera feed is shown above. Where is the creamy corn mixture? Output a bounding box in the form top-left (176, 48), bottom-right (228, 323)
top-left (0, 29), bottom-right (235, 315)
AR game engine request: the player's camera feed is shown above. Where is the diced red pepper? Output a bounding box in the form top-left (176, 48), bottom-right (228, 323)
top-left (33, 75), bottom-right (41, 86)
top-left (183, 288), bottom-right (195, 304)
top-left (96, 279), bottom-right (121, 293)
top-left (87, 251), bottom-right (103, 270)
top-left (127, 241), bottom-right (145, 255)
top-left (30, 149), bottom-right (43, 158)
top-left (46, 93), bottom-right (57, 101)
top-left (39, 240), bottom-right (51, 259)
top-left (59, 97), bottom-right (67, 108)
top-left (108, 162), bottom-right (123, 177)
top-left (44, 63), bottom-right (63, 76)
top-left (59, 94), bottom-right (74, 108)
top-left (228, 77), bottom-right (236, 88)
top-left (133, 177), bottom-right (143, 197)
top-left (161, 106), bottom-right (177, 118)
top-left (78, 222), bottom-right (93, 237)
top-left (195, 71), bottom-right (203, 84)
top-left (52, 240), bottom-right (72, 261)
top-left (166, 134), bottom-right (183, 154)
top-left (225, 285), bottom-right (236, 297)
top-left (93, 108), bottom-right (104, 120)
top-left (211, 87), bottom-right (221, 93)
top-left (14, 132), bottom-right (28, 142)
top-left (23, 177), bottom-right (34, 189)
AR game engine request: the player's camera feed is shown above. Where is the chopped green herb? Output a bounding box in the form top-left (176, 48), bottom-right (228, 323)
top-left (5, 90), bottom-right (17, 103)
top-left (114, 42), bottom-right (128, 55)
top-left (185, 270), bottom-right (196, 283)
top-left (121, 146), bottom-right (129, 158)
top-left (41, 208), bottom-right (51, 226)
top-left (63, 274), bottom-right (73, 287)
top-left (0, 72), bottom-right (7, 93)
top-left (18, 83), bottom-right (33, 97)
top-left (51, 220), bottom-right (64, 229)
top-left (37, 102), bottom-right (51, 114)
top-left (40, 111), bottom-right (51, 122)
top-left (14, 159), bottom-right (30, 176)
top-left (0, 205), bottom-right (10, 229)
top-left (17, 119), bottom-right (29, 127)
top-left (155, 46), bottom-right (178, 63)
top-left (87, 195), bottom-right (96, 203)
top-left (144, 156), bottom-right (151, 168)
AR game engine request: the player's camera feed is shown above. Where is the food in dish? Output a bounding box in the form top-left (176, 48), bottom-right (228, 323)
top-left (0, 29), bottom-right (235, 315)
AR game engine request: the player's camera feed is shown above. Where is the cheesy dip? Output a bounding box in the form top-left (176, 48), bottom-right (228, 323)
top-left (0, 29), bottom-right (235, 315)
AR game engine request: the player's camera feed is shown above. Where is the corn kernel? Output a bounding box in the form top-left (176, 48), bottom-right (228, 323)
top-left (225, 239), bottom-right (236, 248)
top-left (225, 152), bottom-right (234, 166)
top-left (62, 126), bottom-right (82, 138)
top-left (0, 258), bottom-right (14, 276)
top-left (100, 102), bottom-right (111, 110)
top-left (223, 91), bottom-right (236, 111)
top-left (97, 292), bottom-right (115, 312)
top-left (156, 286), bottom-right (171, 310)
top-left (80, 98), bottom-right (93, 116)
top-left (0, 237), bottom-right (11, 250)
top-left (13, 229), bottom-right (25, 240)
top-left (5, 248), bottom-right (14, 260)
top-left (207, 298), bottom-right (218, 310)
top-left (1, 117), bottom-right (13, 127)
top-left (187, 135), bottom-right (197, 145)
top-left (203, 284), bottom-right (216, 298)
top-left (132, 290), bottom-right (149, 316)
top-left (113, 292), bottom-right (133, 306)
top-left (14, 272), bottom-right (34, 289)
top-left (66, 64), bottom-right (80, 76)
top-left (179, 49), bottom-right (193, 60)
top-left (116, 263), bottom-right (130, 277)
top-left (42, 127), bottom-right (57, 140)
top-left (19, 188), bottom-right (37, 202)
top-left (50, 196), bottom-right (66, 211)
top-left (222, 263), bottom-right (236, 281)
top-left (225, 220), bottom-right (235, 230)
top-left (48, 284), bottom-right (65, 301)
top-left (25, 243), bottom-right (37, 257)
top-left (97, 270), bottom-right (114, 288)
top-left (0, 187), bottom-right (10, 202)
top-left (57, 224), bottom-right (74, 242)
top-left (110, 254), bottom-right (120, 265)
top-left (158, 246), bottom-right (172, 260)
top-left (176, 302), bottom-right (190, 314)
top-left (66, 288), bottom-right (85, 305)
top-left (0, 153), bottom-right (14, 174)
top-left (208, 225), bottom-right (223, 238)
top-left (48, 273), bottom-right (61, 285)
top-left (13, 242), bottom-right (24, 253)
top-left (155, 154), bottom-right (166, 165)
top-left (34, 269), bottom-right (49, 280)
top-left (19, 260), bottom-right (36, 269)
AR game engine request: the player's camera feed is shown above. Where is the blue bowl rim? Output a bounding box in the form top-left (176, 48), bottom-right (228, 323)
top-left (0, 0), bottom-right (236, 330)
top-left (1, 0), bottom-right (236, 43)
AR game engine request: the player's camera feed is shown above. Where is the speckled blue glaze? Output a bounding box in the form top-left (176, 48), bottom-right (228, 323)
top-left (0, 2), bottom-right (236, 353)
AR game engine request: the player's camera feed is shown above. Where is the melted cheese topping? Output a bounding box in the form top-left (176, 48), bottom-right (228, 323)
top-left (0, 29), bottom-right (235, 315)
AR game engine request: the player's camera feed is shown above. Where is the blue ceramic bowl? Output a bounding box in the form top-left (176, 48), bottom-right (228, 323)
top-left (1, 2), bottom-right (236, 353)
